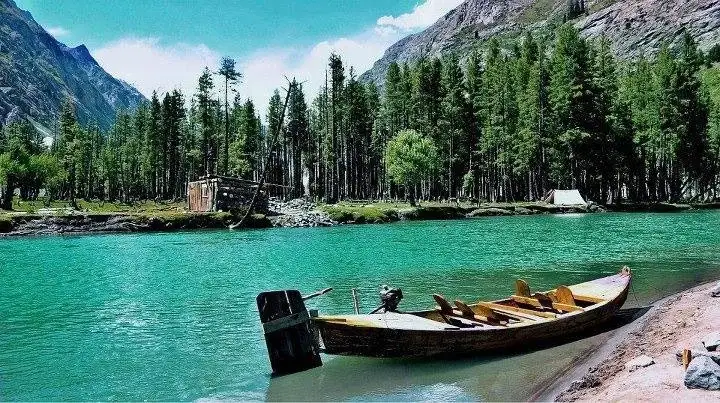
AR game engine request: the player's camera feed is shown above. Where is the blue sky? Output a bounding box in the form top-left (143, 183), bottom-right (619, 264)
top-left (16, 0), bottom-right (463, 112)
top-left (17, 0), bottom-right (419, 54)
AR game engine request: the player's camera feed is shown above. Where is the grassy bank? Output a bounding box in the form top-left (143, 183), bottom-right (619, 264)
top-left (0, 197), bottom-right (271, 235)
top-left (3, 197), bottom-right (720, 236)
top-left (319, 200), bottom-right (720, 225)
top-left (319, 201), bottom-right (593, 224)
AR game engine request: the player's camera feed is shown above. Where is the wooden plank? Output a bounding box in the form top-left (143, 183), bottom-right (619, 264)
top-left (512, 295), bottom-right (583, 313)
top-left (482, 301), bottom-right (557, 318)
top-left (476, 303), bottom-right (539, 321)
top-left (263, 310), bottom-right (311, 334)
top-left (512, 295), bottom-right (545, 308)
top-left (552, 302), bottom-right (584, 312)
top-left (573, 294), bottom-right (605, 304)
top-left (256, 290), bottom-right (322, 375)
top-left (454, 300), bottom-right (508, 325)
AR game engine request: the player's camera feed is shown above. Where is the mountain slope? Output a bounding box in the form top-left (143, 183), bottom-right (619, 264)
top-left (0, 0), bottom-right (145, 131)
top-left (361, 0), bottom-right (720, 86)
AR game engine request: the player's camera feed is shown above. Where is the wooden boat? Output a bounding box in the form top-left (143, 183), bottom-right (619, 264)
top-left (311, 268), bottom-right (632, 358)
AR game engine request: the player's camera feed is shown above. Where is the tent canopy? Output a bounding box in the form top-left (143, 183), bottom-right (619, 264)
top-left (543, 189), bottom-right (587, 206)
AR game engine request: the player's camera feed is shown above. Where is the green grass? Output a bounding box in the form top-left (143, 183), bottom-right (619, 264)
top-left (589, 0), bottom-right (620, 13)
top-left (517, 0), bottom-right (556, 25)
top-left (701, 66), bottom-right (720, 106)
top-left (8, 197), bottom-right (187, 215)
top-left (320, 203), bottom-right (399, 224)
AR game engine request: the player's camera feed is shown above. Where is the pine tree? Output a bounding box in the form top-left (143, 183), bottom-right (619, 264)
top-left (196, 67), bottom-right (216, 176)
top-left (329, 53), bottom-right (345, 201)
top-left (287, 80), bottom-right (310, 198)
top-left (217, 57), bottom-right (242, 175)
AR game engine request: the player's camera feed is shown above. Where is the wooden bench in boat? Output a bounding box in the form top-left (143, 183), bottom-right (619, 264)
top-left (432, 294), bottom-right (508, 326)
top-left (477, 302), bottom-right (555, 320)
top-left (454, 300), bottom-right (513, 325)
top-left (512, 279), bottom-right (605, 313)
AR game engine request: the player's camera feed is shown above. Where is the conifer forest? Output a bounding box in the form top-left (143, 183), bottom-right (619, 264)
top-left (3, 25), bottom-right (720, 210)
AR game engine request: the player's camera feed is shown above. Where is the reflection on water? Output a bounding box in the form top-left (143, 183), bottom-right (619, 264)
top-left (0, 211), bottom-right (719, 400)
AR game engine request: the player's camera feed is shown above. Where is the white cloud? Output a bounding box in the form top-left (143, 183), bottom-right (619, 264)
top-left (377, 0), bottom-right (463, 31)
top-left (91, 0), bottom-right (460, 119)
top-left (47, 26), bottom-right (69, 38)
top-left (238, 30), bottom-right (401, 116)
top-left (94, 38), bottom-right (219, 99)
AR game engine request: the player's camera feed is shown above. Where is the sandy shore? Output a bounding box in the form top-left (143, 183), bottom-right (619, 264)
top-left (542, 281), bottom-right (720, 401)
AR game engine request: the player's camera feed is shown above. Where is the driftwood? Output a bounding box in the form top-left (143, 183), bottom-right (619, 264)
top-left (230, 79), bottom-right (296, 229)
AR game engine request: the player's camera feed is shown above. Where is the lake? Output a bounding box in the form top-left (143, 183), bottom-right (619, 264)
top-left (1, 212), bottom-right (719, 401)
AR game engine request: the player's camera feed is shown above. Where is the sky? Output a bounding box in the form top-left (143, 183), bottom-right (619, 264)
top-left (16, 0), bottom-right (463, 114)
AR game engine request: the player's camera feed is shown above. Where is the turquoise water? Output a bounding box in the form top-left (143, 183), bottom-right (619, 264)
top-left (1, 212), bottom-right (719, 401)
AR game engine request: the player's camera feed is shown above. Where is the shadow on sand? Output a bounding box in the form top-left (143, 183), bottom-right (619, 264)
top-left (265, 306), bottom-right (652, 401)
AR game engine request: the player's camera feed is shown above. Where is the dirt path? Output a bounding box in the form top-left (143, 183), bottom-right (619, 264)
top-left (548, 281), bottom-right (720, 401)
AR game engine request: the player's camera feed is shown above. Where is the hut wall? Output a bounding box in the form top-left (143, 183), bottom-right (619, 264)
top-left (188, 179), bottom-right (215, 212)
top-left (188, 177), bottom-right (268, 213)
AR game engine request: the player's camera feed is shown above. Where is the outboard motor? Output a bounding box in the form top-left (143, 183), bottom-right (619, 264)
top-left (371, 285), bottom-right (403, 313)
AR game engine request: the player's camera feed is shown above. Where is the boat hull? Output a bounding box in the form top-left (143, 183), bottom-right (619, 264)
top-left (314, 274), bottom-right (631, 358)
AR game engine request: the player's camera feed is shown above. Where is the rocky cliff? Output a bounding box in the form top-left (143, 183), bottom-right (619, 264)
top-left (361, 0), bottom-right (720, 86)
top-left (0, 0), bottom-right (145, 131)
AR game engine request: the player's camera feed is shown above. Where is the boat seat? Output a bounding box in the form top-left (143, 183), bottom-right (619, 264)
top-left (548, 288), bottom-right (603, 305)
top-left (432, 294), bottom-right (455, 315)
top-left (454, 300), bottom-right (508, 326)
top-left (478, 302), bottom-right (554, 320)
top-left (511, 294), bottom-right (584, 313)
top-left (515, 279), bottom-right (531, 297)
top-left (512, 279), bottom-right (586, 313)
top-left (432, 295), bottom-right (483, 328)
top-left (533, 292), bottom-right (554, 307)
top-left (556, 285), bottom-right (576, 306)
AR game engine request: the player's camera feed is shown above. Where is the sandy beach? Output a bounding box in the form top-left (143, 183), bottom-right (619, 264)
top-left (542, 281), bottom-right (720, 401)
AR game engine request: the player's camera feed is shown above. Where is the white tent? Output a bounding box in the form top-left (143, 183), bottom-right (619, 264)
top-left (543, 189), bottom-right (587, 206)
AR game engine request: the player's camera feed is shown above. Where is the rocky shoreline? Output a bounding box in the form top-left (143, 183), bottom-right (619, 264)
top-left (1, 200), bottom-right (719, 237)
top-left (538, 280), bottom-right (720, 401)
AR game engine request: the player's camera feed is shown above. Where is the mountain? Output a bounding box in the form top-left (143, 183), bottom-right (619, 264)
top-left (0, 0), bottom-right (145, 132)
top-left (361, 0), bottom-right (720, 86)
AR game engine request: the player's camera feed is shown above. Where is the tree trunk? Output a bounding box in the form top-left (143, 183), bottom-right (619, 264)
top-left (407, 183), bottom-right (416, 207)
top-left (1, 181), bottom-right (13, 210)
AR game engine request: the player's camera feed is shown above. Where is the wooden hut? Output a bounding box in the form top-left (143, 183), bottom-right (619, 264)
top-left (187, 175), bottom-right (268, 213)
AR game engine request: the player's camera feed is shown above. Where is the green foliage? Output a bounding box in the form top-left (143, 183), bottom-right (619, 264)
top-left (321, 204), bottom-right (398, 224)
top-left (707, 44), bottom-right (720, 64)
top-left (385, 129), bottom-right (438, 194)
top-left (8, 26), bottom-right (720, 210)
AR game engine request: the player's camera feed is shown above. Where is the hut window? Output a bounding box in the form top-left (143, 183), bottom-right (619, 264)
top-left (201, 184), bottom-right (208, 198)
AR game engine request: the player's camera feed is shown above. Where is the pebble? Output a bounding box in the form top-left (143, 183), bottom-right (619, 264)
top-left (703, 332), bottom-right (720, 352)
top-left (268, 198), bottom-right (337, 228)
top-left (711, 282), bottom-right (720, 297)
top-left (625, 355), bottom-right (655, 372)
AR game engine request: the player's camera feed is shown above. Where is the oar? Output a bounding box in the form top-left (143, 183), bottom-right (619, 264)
top-left (302, 287), bottom-right (333, 301)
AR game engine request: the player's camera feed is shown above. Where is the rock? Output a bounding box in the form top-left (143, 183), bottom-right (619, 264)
top-left (684, 355), bottom-right (720, 390)
top-left (567, 374), bottom-right (601, 392)
top-left (0, 1), bottom-right (145, 130)
top-left (467, 207), bottom-right (514, 217)
top-left (361, 0), bottom-right (720, 91)
top-left (686, 350), bottom-right (720, 366)
top-left (711, 282), bottom-right (720, 297)
top-left (703, 332), bottom-right (720, 352)
top-left (625, 355), bottom-right (655, 372)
